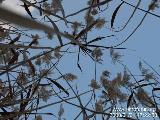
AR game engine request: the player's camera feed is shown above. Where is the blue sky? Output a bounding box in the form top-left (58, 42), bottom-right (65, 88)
top-left (40, 0), bottom-right (160, 119)
top-left (1, 0), bottom-right (160, 120)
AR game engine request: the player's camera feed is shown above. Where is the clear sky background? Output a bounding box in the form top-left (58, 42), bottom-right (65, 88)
top-left (1, 0), bottom-right (160, 120)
